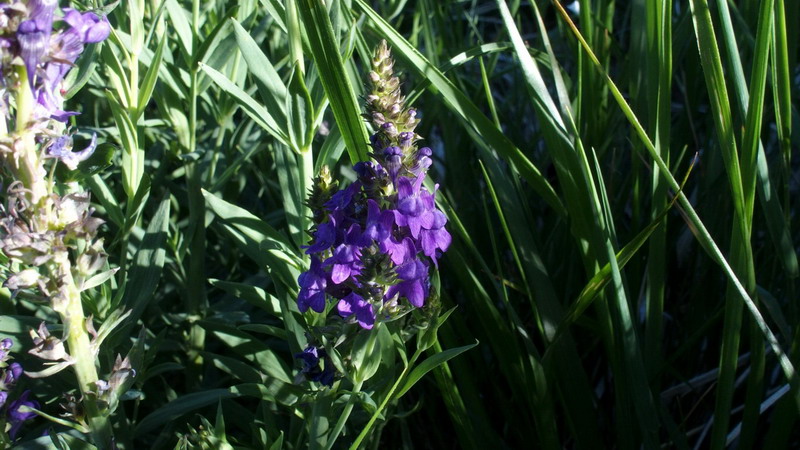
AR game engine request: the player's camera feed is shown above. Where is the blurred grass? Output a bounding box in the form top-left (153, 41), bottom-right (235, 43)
top-left (12, 0), bottom-right (798, 447)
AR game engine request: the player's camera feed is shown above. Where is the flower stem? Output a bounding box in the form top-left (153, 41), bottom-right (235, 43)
top-left (324, 380), bottom-right (363, 450)
top-left (11, 65), bottom-right (47, 206)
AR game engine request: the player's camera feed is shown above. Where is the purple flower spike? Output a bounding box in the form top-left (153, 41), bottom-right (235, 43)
top-left (337, 292), bottom-right (375, 329)
top-left (297, 257), bottom-right (327, 313)
top-left (0, 391), bottom-right (7, 409)
top-left (7, 390), bottom-right (38, 439)
top-left (385, 259), bottom-right (429, 307)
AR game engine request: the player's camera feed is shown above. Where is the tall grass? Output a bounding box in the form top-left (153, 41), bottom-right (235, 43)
top-left (1, 0), bottom-right (798, 448)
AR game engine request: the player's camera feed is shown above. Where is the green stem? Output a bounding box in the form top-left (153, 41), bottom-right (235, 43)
top-left (324, 381), bottom-right (363, 450)
top-left (299, 147), bottom-right (314, 247)
top-left (184, 0), bottom-right (206, 384)
top-left (11, 66), bottom-right (47, 206)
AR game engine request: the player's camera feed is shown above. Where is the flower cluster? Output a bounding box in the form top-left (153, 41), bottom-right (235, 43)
top-left (296, 41), bottom-right (451, 332)
top-left (0, 338), bottom-right (38, 440)
top-left (1, 0), bottom-right (110, 122)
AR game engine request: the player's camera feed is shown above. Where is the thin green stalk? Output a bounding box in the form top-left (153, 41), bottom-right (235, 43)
top-left (185, 0), bottom-right (207, 384)
top-left (324, 381), bottom-right (363, 450)
top-left (645, 0), bottom-right (672, 385)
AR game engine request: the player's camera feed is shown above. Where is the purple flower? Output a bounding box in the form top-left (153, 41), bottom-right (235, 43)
top-left (305, 221), bottom-right (336, 254)
top-left (62, 9), bottom-right (110, 44)
top-left (27, 0), bottom-right (58, 31)
top-left (379, 235), bottom-right (415, 266)
top-left (297, 257), bottom-right (327, 313)
top-left (337, 292), bottom-right (375, 329)
top-left (394, 176), bottom-right (436, 239)
top-left (383, 146), bottom-right (403, 181)
top-left (412, 147), bottom-right (432, 175)
top-left (324, 182), bottom-right (360, 211)
top-left (16, 20), bottom-right (49, 86)
top-left (419, 208), bottom-right (451, 266)
top-left (2, 362), bottom-right (23, 388)
top-left (326, 242), bottom-right (361, 284)
top-left (7, 390), bottom-right (38, 439)
top-left (0, 338), bottom-right (12, 362)
top-left (294, 345), bottom-right (335, 386)
top-left (46, 133), bottom-right (97, 169)
top-left (385, 258), bottom-right (429, 307)
top-left (295, 345), bottom-right (321, 372)
top-left (362, 199), bottom-right (393, 244)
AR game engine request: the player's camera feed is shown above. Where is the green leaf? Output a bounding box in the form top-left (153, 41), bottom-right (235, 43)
top-left (109, 198), bottom-right (170, 343)
top-left (135, 36), bottom-right (167, 121)
top-left (395, 341), bottom-right (477, 399)
top-left (135, 389), bottom-right (238, 435)
top-left (209, 279), bottom-right (282, 317)
top-left (199, 62), bottom-right (290, 147)
top-left (203, 189), bottom-right (302, 289)
top-left (297, 0), bottom-right (370, 163)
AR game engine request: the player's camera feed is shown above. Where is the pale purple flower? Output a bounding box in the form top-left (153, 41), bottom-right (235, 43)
top-left (46, 132), bottom-right (96, 169)
top-left (16, 20), bottom-right (49, 86)
top-left (62, 9), bottom-right (110, 44)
